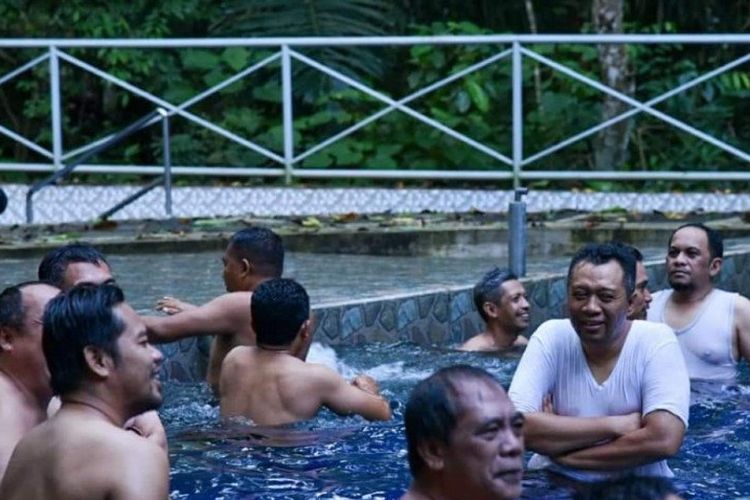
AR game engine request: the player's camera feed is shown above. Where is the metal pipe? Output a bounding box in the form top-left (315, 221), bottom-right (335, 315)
top-left (159, 109), bottom-right (173, 217)
top-left (508, 187), bottom-right (529, 277)
top-left (1, 34), bottom-right (750, 49)
top-left (511, 41), bottom-right (523, 189)
top-left (281, 45), bottom-right (294, 184)
top-left (49, 47), bottom-right (63, 170)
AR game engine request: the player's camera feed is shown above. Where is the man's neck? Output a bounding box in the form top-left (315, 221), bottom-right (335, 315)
top-left (404, 477), bottom-right (451, 500)
top-left (486, 323), bottom-right (519, 349)
top-left (60, 390), bottom-right (125, 427)
top-left (0, 365), bottom-right (49, 411)
top-left (671, 284), bottom-right (714, 305)
top-left (582, 321), bottom-right (632, 367)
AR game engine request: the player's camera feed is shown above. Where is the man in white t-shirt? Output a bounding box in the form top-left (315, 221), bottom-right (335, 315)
top-left (509, 242), bottom-right (690, 481)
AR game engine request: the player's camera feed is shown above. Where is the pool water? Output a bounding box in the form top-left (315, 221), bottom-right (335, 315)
top-left (162, 342), bottom-right (750, 500)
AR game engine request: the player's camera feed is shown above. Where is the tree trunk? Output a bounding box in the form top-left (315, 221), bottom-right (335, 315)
top-left (592, 0), bottom-right (634, 170)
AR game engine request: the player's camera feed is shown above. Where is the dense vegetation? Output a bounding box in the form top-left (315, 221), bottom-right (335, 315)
top-left (0, 1), bottom-right (748, 190)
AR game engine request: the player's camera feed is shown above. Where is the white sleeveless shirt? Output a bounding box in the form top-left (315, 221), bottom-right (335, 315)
top-left (647, 289), bottom-right (737, 382)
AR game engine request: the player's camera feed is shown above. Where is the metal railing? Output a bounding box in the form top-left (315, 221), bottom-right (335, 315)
top-left (24, 109), bottom-right (173, 223)
top-left (1, 35), bottom-right (749, 192)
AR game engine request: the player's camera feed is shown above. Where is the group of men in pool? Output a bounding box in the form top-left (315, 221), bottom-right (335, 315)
top-left (0, 222), bottom-right (746, 498)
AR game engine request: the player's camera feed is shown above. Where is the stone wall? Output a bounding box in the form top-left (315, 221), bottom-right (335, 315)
top-left (160, 246), bottom-right (750, 382)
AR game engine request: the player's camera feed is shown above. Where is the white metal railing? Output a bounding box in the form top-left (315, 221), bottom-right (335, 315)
top-left (0, 35), bottom-right (749, 188)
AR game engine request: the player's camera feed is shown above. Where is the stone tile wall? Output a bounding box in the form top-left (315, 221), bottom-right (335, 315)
top-left (158, 245), bottom-right (750, 382)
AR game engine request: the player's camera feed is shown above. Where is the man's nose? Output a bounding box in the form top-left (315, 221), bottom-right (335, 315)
top-left (499, 430), bottom-right (523, 456)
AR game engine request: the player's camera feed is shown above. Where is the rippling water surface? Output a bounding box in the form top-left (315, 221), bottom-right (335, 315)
top-left (163, 343), bottom-right (750, 500)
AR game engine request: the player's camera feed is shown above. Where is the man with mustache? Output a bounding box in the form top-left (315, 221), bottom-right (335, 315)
top-left (647, 223), bottom-right (750, 382)
top-left (509, 243), bottom-right (689, 481)
top-left (460, 268), bottom-right (530, 351)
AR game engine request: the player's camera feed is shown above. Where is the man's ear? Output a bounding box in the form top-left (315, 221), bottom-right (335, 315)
top-left (708, 257), bottom-right (723, 278)
top-left (482, 302), bottom-right (498, 319)
top-left (0, 327), bottom-right (15, 352)
top-left (626, 290), bottom-right (637, 318)
top-left (417, 439), bottom-right (446, 471)
top-left (240, 258), bottom-right (254, 277)
top-left (83, 346), bottom-right (114, 379)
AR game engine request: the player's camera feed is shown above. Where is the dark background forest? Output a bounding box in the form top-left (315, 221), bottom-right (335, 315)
top-left (0, 1), bottom-right (748, 190)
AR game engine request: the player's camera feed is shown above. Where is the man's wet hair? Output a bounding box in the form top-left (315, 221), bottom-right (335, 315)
top-left (610, 241), bottom-right (643, 262)
top-left (669, 222), bottom-right (723, 260)
top-left (574, 476), bottom-right (680, 500)
top-left (404, 365), bottom-right (503, 477)
top-left (0, 281), bottom-right (47, 333)
top-left (228, 227), bottom-right (284, 278)
top-left (251, 278), bottom-right (309, 347)
top-left (473, 267), bottom-right (519, 322)
top-left (38, 243), bottom-right (110, 288)
top-left (568, 242), bottom-right (636, 297)
top-left (43, 284), bottom-right (126, 395)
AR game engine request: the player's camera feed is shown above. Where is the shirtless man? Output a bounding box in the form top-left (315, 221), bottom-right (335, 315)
top-left (509, 242), bottom-right (689, 481)
top-left (38, 243), bottom-right (166, 450)
top-left (459, 268), bottom-right (530, 352)
top-left (402, 365), bottom-right (524, 500)
top-left (220, 278), bottom-right (391, 425)
top-left (0, 282), bottom-right (59, 481)
top-left (144, 227), bottom-right (284, 392)
top-left (0, 284), bottom-right (168, 500)
top-left (647, 223), bottom-right (750, 382)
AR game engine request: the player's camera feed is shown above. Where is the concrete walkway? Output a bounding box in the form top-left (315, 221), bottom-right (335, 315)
top-left (2, 183), bottom-right (749, 225)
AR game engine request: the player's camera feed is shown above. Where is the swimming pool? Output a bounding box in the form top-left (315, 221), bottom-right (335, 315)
top-left (2, 249), bottom-right (750, 498)
top-left (163, 342), bottom-right (750, 499)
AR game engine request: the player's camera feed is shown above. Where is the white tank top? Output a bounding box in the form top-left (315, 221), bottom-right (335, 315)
top-left (648, 289), bottom-right (737, 382)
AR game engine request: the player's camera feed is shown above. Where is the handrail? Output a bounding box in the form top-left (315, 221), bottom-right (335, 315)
top-left (0, 35), bottom-right (748, 197)
top-left (25, 110), bottom-right (160, 223)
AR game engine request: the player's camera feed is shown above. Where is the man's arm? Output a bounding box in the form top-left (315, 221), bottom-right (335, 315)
top-left (733, 294), bottom-right (750, 363)
top-left (143, 292), bottom-right (252, 343)
top-left (554, 410), bottom-right (685, 470)
top-left (523, 412), bottom-right (641, 456)
top-left (320, 370), bottom-right (391, 421)
top-left (123, 411), bottom-right (168, 453)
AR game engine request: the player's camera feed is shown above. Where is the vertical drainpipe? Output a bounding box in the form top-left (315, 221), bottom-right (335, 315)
top-left (159, 108), bottom-right (173, 218)
top-left (509, 187), bottom-right (529, 277)
top-left (281, 45), bottom-right (294, 185)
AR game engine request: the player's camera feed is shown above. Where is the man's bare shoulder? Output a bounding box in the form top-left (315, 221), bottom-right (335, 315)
top-left (734, 293), bottom-right (750, 317)
top-left (459, 332), bottom-right (493, 351)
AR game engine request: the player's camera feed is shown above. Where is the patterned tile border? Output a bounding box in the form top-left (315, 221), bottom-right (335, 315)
top-left (3, 183), bottom-right (750, 225)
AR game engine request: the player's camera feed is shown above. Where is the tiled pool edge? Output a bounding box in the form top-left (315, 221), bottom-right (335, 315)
top-left (160, 246), bottom-right (750, 382)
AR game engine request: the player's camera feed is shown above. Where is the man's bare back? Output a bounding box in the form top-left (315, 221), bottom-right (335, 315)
top-left (0, 406), bottom-right (168, 500)
top-left (220, 346), bottom-right (391, 425)
top-left (0, 374), bottom-right (47, 480)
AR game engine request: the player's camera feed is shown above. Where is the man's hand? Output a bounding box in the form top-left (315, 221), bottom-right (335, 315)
top-left (612, 412), bottom-right (642, 437)
top-left (351, 374), bottom-right (380, 395)
top-left (155, 296), bottom-right (197, 315)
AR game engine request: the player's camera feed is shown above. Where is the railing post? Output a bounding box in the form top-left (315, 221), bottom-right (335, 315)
top-left (281, 44), bottom-right (294, 185)
top-left (158, 108), bottom-right (173, 218)
top-left (511, 41), bottom-right (523, 190)
top-left (49, 46), bottom-right (63, 171)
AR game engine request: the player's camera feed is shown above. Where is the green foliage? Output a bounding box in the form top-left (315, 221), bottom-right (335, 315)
top-left (0, 2), bottom-right (749, 192)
